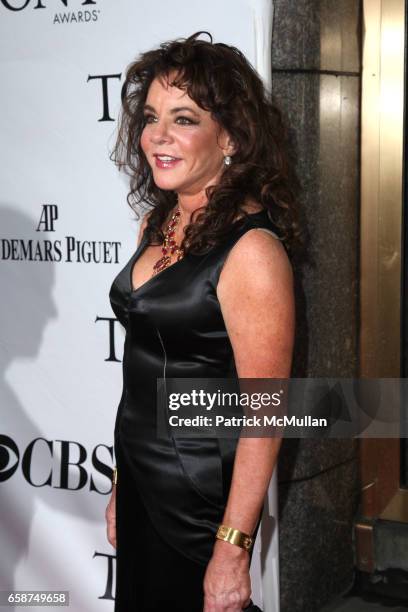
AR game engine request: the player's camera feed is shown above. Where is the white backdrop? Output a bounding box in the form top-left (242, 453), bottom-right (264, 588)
top-left (0, 1), bottom-right (278, 610)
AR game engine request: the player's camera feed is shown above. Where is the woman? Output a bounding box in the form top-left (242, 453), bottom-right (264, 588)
top-left (106, 31), bottom-right (296, 612)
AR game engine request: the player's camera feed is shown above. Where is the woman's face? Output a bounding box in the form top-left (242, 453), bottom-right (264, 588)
top-left (140, 74), bottom-right (233, 197)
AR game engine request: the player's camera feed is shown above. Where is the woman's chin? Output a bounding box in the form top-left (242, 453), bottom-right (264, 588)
top-left (152, 177), bottom-right (183, 191)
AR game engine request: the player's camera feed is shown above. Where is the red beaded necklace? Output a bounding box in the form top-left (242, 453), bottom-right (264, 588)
top-left (152, 205), bottom-right (185, 276)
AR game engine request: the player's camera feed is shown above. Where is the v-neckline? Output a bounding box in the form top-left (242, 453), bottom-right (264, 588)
top-left (128, 208), bottom-right (268, 296)
top-left (129, 232), bottom-right (187, 296)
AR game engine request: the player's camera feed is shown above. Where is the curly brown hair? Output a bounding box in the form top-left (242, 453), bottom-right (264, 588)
top-left (110, 31), bottom-right (299, 255)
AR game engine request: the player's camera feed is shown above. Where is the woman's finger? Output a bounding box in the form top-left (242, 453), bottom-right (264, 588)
top-left (107, 523), bottom-right (116, 549)
top-left (105, 499), bottom-right (116, 548)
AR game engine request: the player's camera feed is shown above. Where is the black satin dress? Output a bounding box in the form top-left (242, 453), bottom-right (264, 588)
top-left (109, 209), bottom-right (280, 611)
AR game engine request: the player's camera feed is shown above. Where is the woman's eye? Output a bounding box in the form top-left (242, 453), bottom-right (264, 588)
top-left (176, 116), bottom-right (196, 125)
top-left (142, 115), bottom-right (197, 126)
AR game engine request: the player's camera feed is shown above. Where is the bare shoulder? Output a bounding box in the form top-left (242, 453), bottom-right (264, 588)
top-left (217, 228), bottom-right (293, 300)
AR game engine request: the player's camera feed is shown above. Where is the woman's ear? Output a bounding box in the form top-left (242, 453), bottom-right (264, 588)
top-left (225, 138), bottom-right (237, 156)
top-left (218, 128), bottom-right (237, 157)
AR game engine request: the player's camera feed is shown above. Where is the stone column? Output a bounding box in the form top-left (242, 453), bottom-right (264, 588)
top-left (271, 2), bottom-right (362, 610)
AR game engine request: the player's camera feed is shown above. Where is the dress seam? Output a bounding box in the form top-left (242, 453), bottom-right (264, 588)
top-left (155, 325), bottom-right (224, 511)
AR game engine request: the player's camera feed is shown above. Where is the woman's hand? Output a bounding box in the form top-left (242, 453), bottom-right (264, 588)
top-left (203, 540), bottom-right (251, 611)
top-left (105, 484), bottom-right (116, 549)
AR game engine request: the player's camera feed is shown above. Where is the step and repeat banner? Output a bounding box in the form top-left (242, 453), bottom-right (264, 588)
top-left (0, 1), bottom-right (278, 610)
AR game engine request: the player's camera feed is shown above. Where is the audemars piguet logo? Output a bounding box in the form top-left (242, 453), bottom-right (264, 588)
top-left (1, 204), bottom-right (121, 263)
top-left (0, 0), bottom-right (101, 25)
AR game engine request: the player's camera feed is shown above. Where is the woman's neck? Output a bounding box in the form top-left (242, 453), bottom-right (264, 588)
top-left (176, 194), bottom-right (207, 227)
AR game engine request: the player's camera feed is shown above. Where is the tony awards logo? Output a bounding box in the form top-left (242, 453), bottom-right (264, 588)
top-left (0, 0), bottom-right (100, 24)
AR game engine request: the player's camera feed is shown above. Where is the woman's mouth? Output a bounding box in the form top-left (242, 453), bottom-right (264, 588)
top-left (154, 155), bottom-right (182, 169)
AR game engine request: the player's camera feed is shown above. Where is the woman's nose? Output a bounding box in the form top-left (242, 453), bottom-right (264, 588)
top-left (150, 120), bottom-right (172, 144)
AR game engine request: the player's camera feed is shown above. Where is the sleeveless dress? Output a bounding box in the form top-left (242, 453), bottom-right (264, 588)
top-left (109, 208), bottom-right (280, 611)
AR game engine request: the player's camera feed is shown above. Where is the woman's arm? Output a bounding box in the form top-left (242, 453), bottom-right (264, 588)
top-left (203, 228), bottom-right (295, 612)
